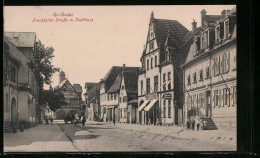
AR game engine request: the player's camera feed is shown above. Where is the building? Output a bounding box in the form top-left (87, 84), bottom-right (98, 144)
top-left (182, 7), bottom-right (237, 130)
top-left (83, 82), bottom-right (96, 119)
top-left (85, 83), bottom-right (100, 121)
top-left (119, 68), bottom-right (138, 123)
top-left (55, 71), bottom-right (83, 119)
top-left (137, 12), bottom-right (193, 126)
top-left (4, 32), bottom-right (39, 132)
top-left (100, 66), bottom-right (138, 122)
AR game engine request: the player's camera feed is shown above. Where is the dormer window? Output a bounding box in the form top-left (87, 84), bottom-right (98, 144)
top-left (205, 31), bottom-right (209, 48)
top-left (201, 36), bottom-right (205, 49)
top-left (196, 37), bottom-right (200, 52)
top-left (225, 20), bottom-right (230, 39)
top-left (215, 26), bottom-right (220, 43)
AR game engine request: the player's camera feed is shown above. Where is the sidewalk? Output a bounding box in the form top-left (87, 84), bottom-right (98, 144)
top-left (95, 121), bottom-right (236, 147)
top-left (4, 121), bottom-right (78, 152)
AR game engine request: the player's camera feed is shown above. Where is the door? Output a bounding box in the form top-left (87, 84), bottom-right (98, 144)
top-left (11, 98), bottom-right (18, 128)
top-left (206, 91), bottom-right (211, 117)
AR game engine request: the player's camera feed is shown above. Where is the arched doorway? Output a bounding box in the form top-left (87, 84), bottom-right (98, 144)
top-left (11, 98), bottom-right (18, 128)
top-left (56, 110), bottom-right (66, 119)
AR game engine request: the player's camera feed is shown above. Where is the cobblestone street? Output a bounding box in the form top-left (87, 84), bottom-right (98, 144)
top-left (4, 120), bottom-right (236, 152)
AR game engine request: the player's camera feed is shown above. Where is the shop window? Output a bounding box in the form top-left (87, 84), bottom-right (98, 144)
top-left (168, 99), bottom-right (171, 118)
top-left (120, 109), bottom-right (122, 118)
top-left (214, 90), bottom-right (219, 107)
top-left (223, 88), bottom-right (230, 107)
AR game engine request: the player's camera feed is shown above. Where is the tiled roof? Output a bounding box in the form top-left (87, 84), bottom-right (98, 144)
top-left (88, 83), bottom-right (100, 101)
top-left (4, 32), bottom-right (36, 47)
top-left (123, 71), bottom-right (138, 94)
top-left (84, 82), bottom-right (96, 89)
top-left (107, 75), bottom-right (122, 93)
top-left (73, 84), bottom-right (82, 93)
top-left (102, 66), bottom-right (138, 92)
top-left (153, 19), bottom-right (189, 48)
top-left (205, 15), bottom-right (222, 24)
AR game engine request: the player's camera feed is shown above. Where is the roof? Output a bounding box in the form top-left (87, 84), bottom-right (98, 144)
top-left (107, 75), bottom-right (122, 93)
top-left (87, 83), bottom-right (100, 101)
top-left (228, 6), bottom-right (236, 15)
top-left (205, 15), bottom-right (222, 24)
top-left (4, 32), bottom-right (36, 47)
top-left (123, 71), bottom-right (138, 94)
top-left (84, 82), bottom-right (96, 89)
top-left (73, 84), bottom-right (82, 93)
top-left (102, 66), bottom-right (138, 92)
top-left (153, 18), bottom-right (189, 48)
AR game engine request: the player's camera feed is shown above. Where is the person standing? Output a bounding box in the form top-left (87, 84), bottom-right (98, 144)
top-left (50, 115), bottom-right (53, 125)
top-left (82, 116), bottom-right (86, 126)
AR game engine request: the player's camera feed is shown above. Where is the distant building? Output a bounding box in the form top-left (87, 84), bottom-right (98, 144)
top-left (4, 32), bottom-right (39, 132)
top-left (137, 12), bottom-right (193, 126)
top-left (55, 71), bottom-right (83, 119)
top-left (100, 66), bottom-right (139, 122)
top-left (119, 68), bottom-right (138, 124)
top-left (84, 82), bottom-right (100, 121)
top-left (182, 7), bottom-right (237, 130)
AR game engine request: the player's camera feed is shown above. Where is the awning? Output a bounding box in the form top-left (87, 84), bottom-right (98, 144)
top-left (138, 100), bottom-right (150, 111)
top-left (144, 99), bottom-right (158, 111)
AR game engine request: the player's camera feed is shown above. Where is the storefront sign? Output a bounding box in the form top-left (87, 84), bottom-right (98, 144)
top-left (145, 93), bottom-right (158, 100)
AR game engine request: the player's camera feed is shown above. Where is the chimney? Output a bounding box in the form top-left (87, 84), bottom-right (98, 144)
top-left (201, 9), bottom-right (207, 27)
top-left (192, 19), bottom-right (197, 31)
top-left (221, 9), bottom-right (227, 18)
top-left (151, 11), bottom-right (154, 19)
top-left (123, 64), bottom-right (125, 72)
top-left (59, 71), bottom-right (66, 84)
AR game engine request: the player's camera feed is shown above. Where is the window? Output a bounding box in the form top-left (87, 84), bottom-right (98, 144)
top-left (225, 20), bottom-right (229, 39)
top-left (163, 74), bottom-right (166, 91)
top-left (149, 41), bottom-right (154, 51)
top-left (146, 78), bottom-right (150, 94)
top-left (119, 97), bottom-right (121, 103)
top-left (199, 70), bottom-right (203, 81)
top-left (163, 100), bottom-right (166, 118)
top-left (104, 108), bottom-right (106, 114)
top-left (120, 109), bottom-right (122, 118)
top-left (205, 67), bottom-right (210, 78)
top-left (151, 57), bottom-right (153, 69)
top-left (154, 76), bottom-right (158, 92)
top-left (223, 88), bottom-right (230, 106)
top-left (168, 99), bottom-right (171, 118)
top-left (196, 37), bottom-right (200, 51)
top-left (223, 52), bottom-right (230, 73)
top-left (193, 72), bottom-right (197, 83)
top-left (187, 75), bottom-right (191, 85)
top-left (201, 36), bottom-right (205, 49)
top-left (205, 31), bottom-right (209, 48)
top-left (107, 94), bottom-right (109, 101)
top-left (214, 90), bottom-right (219, 107)
top-left (114, 93), bottom-right (117, 100)
top-left (111, 93), bottom-right (113, 100)
top-left (213, 56), bottom-right (220, 75)
top-left (142, 60), bottom-right (145, 70)
top-left (123, 96), bottom-right (127, 103)
top-left (10, 64), bottom-right (16, 82)
top-left (155, 56), bottom-right (157, 67)
top-left (141, 80), bottom-right (143, 95)
top-left (147, 59), bottom-right (149, 70)
top-left (233, 86), bottom-right (237, 106)
top-left (215, 26), bottom-right (220, 42)
top-left (166, 51), bottom-right (170, 62)
top-left (85, 98), bottom-right (88, 104)
top-left (124, 109), bottom-right (127, 118)
top-left (122, 85), bottom-right (125, 90)
top-left (168, 72), bottom-right (171, 90)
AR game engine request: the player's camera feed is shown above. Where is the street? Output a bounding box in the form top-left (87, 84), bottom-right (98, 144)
top-left (4, 120), bottom-right (236, 152)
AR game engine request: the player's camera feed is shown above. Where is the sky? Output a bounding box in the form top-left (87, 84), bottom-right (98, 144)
top-left (4, 5), bottom-right (235, 92)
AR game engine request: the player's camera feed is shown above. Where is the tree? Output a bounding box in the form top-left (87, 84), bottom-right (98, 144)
top-left (42, 88), bottom-right (68, 112)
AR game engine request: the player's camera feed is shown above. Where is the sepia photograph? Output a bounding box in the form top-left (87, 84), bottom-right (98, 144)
top-left (3, 5), bottom-right (237, 152)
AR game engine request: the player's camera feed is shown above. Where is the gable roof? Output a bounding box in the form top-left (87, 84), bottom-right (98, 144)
top-left (84, 82), bottom-right (96, 89)
top-left (107, 75), bottom-right (122, 93)
top-left (123, 71), bottom-right (138, 94)
top-left (88, 83), bottom-right (100, 102)
top-left (73, 84), bottom-right (82, 93)
top-left (153, 19), bottom-right (189, 48)
top-left (4, 32), bottom-right (36, 47)
top-left (102, 66), bottom-right (138, 92)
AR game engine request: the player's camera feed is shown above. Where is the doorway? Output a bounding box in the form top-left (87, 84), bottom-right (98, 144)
top-left (206, 91), bottom-right (211, 117)
top-left (11, 98), bottom-right (18, 128)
